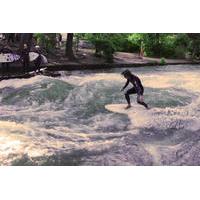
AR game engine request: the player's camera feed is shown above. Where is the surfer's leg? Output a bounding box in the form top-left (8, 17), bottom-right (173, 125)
top-left (125, 88), bottom-right (136, 106)
top-left (23, 61), bottom-right (26, 73)
top-left (137, 95), bottom-right (148, 109)
top-left (34, 59), bottom-right (39, 72)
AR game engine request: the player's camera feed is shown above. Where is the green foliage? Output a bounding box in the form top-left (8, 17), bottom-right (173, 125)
top-left (52, 33), bottom-right (200, 60)
top-left (126, 34), bottom-right (143, 52)
top-left (139, 33), bottom-right (192, 58)
top-left (174, 34), bottom-right (190, 47)
top-left (95, 38), bottom-right (115, 63)
top-left (86, 34), bottom-right (115, 62)
top-left (141, 33), bottom-right (161, 57)
top-left (34, 33), bottom-right (56, 53)
top-left (161, 35), bottom-right (177, 57)
top-left (160, 57), bottom-right (166, 65)
top-left (82, 33), bottom-right (143, 62)
top-left (187, 34), bottom-right (200, 59)
top-left (141, 34), bottom-right (175, 58)
top-left (173, 34), bottom-right (190, 58)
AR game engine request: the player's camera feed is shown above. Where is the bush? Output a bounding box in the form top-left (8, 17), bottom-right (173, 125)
top-left (160, 57), bottom-right (166, 65)
top-left (77, 33), bottom-right (197, 60)
top-left (86, 33), bottom-right (142, 55)
top-left (174, 46), bottom-right (186, 58)
top-left (34, 33), bottom-right (56, 53)
top-left (112, 34), bottom-right (142, 53)
top-left (90, 38), bottom-right (115, 63)
top-left (174, 34), bottom-right (190, 47)
top-left (140, 34), bottom-right (190, 58)
top-left (126, 34), bottom-right (143, 52)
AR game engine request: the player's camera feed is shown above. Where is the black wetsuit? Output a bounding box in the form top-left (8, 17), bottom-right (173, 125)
top-left (0, 47), bottom-right (13, 73)
top-left (34, 49), bottom-right (42, 72)
top-left (122, 74), bottom-right (148, 108)
top-left (21, 48), bottom-right (29, 73)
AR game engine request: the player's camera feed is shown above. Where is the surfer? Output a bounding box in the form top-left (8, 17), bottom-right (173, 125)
top-left (121, 69), bottom-right (149, 109)
top-left (34, 45), bottom-right (42, 73)
top-left (20, 44), bottom-right (29, 73)
top-left (0, 45), bottom-right (13, 73)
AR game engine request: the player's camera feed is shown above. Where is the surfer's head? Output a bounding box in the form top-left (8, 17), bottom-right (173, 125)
top-left (23, 44), bottom-right (28, 49)
top-left (121, 70), bottom-right (132, 79)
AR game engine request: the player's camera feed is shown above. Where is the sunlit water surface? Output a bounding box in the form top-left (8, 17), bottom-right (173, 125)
top-left (0, 65), bottom-right (200, 165)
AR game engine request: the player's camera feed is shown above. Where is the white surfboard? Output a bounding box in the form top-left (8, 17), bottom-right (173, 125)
top-left (0, 52), bottom-right (47, 63)
top-left (29, 52), bottom-right (39, 62)
top-left (105, 104), bottom-right (147, 113)
top-left (41, 55), bottom-right (48, 64)
top-left (105, 104), bottom-right (150, 128)
top-left (0, 53), bottom-right (20, 63)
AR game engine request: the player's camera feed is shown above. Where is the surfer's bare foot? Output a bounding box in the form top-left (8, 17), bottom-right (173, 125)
top-left (125, 104), bottom-right (131, 109)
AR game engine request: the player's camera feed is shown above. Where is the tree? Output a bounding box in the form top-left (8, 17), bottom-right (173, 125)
top-left (65, 33), bottom-right (75, 60)
top-left (187, 33), bottom-right (200, 58)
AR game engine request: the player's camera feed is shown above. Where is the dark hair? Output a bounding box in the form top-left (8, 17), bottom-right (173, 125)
top-left (121, 70), bottom-right (132, 76)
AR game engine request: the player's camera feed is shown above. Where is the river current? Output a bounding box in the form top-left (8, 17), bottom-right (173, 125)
top-left (0, 65), bottom-right (200, 165)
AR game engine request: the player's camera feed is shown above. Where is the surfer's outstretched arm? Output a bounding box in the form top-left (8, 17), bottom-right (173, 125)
top-left (121, 80), bottom-right (129, 91)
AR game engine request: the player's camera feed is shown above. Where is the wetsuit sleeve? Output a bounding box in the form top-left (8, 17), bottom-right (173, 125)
top-left (122, 80), bottom-right (129, 90)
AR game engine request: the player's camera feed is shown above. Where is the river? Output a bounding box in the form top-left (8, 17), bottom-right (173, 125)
top-left (0, 64), bottom-right (200, 165)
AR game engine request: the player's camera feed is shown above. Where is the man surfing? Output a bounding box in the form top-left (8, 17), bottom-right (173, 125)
top-left (121, 70), bottom-right (149, 109)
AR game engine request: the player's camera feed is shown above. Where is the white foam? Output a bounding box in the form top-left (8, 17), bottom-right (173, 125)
top-left (0, 66), bottom-right (200, 165)
top-left (0, 75), bottom-right (53, 89)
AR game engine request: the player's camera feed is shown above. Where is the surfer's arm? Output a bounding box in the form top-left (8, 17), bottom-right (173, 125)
top-left (121, 80), bottom-right (129, 91)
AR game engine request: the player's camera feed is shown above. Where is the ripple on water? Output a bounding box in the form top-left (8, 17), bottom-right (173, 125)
top-left (0, 66), bottom-right (200, 165)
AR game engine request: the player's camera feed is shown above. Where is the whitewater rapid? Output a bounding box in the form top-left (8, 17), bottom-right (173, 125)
top-left (0, 64), bottom-right (200, 165)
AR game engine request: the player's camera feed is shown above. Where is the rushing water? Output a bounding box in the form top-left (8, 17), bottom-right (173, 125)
top-left (0, 64), bottom-right (200, 165)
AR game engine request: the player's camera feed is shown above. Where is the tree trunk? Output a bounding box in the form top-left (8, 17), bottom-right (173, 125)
top-left (65, 33), bottom-right (75, 60)
top-left (155, 33), bottom-right (161, 57)
top-left (19, 33), bottom-right (33, 51)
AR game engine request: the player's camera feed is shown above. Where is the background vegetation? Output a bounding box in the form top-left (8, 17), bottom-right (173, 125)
top-left (2, 33), bottom-right (200, 63)
top-left (75, 33), bottom-right (200, 61)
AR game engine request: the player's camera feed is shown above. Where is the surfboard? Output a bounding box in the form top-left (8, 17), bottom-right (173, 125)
top-left (41, 55), bottom-right (48, 64)
top-left (0, 53), bottom-right (20, 63)
top-left (0, 52), bottom-right (47, 63)
top-left (105, 104), bottom-right (151, 127)
top-left (29, 52), bottom-right (39, 62)
top-left (105, 104), bottom-right (147, 114)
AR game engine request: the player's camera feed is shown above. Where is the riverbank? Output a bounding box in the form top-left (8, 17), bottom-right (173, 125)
top-left (1, 49), bottom-right (200, 79)
top-left (47, 51), bottom-right (200, 71)
top-left (47, 50), bottom-right (200, 71)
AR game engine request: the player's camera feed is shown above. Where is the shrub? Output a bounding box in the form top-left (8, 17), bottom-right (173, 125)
top-left (174, 46), bottom-right (186, 58)
top-left (160, 57), bottom-right (166, 65)
top-left (90, 38), bottom-right (115, 63)
top-left (34, 33), bottom-right (56, 53)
